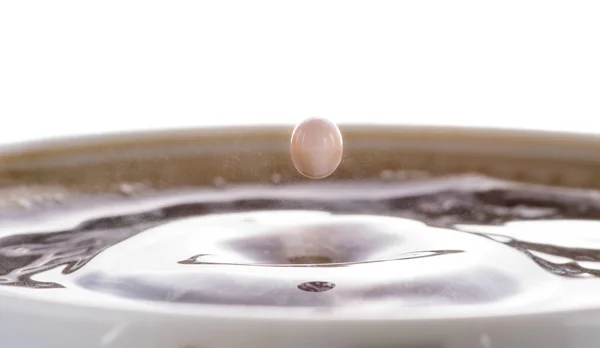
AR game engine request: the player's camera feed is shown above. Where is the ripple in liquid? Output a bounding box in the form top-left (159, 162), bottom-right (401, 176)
top-left (2, 176), bottom-right (600, 313)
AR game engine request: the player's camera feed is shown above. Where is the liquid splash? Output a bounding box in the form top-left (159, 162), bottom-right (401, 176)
top-left (0, 175), bottom-right (600, 311)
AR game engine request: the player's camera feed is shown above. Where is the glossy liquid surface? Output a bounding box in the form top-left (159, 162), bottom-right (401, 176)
top-left (1, 174), bottom-right (600, 313)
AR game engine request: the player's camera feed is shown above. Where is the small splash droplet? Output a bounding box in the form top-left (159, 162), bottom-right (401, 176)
top-left (380, 169), bottom-right (395, 181)
top-left (297, 281), bottom-right (336, 293)
top-left (119, 184), bottom-right (137, 196)
top-left (213, 177), bottom-right (227, 189)
top-left (118, 183), bottom-right (149, 196)
top-left (270, 173), bottom-right (282, 185)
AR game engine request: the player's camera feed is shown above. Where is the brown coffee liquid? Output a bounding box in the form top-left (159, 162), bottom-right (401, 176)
top-left (1, 174), bottom-right (600, 311)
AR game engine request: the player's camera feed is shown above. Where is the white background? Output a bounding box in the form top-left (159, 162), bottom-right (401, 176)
top-left (1, 1), bottom-right (599, 145)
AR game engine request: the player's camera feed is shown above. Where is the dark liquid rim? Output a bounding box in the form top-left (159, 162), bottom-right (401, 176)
top-left (1, 124), bottom-right (600, 192)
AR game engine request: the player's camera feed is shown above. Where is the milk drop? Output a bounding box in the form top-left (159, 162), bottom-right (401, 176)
top-left (290, 118), bottom-right (343, 179)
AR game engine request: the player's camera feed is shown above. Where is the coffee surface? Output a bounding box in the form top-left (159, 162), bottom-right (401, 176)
top-left (1, 174), bottom-right (600, 312)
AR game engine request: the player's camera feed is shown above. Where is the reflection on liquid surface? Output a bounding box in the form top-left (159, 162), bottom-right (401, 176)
top-left (1, 175), bottom-right (600, 313)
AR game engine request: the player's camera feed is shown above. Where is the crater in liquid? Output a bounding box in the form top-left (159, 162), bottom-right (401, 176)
top-left (2, 174), bottom-right (600, 310)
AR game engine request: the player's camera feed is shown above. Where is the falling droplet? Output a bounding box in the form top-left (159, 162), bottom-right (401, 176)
top-left (290, 118), bottom-right (343, 179)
